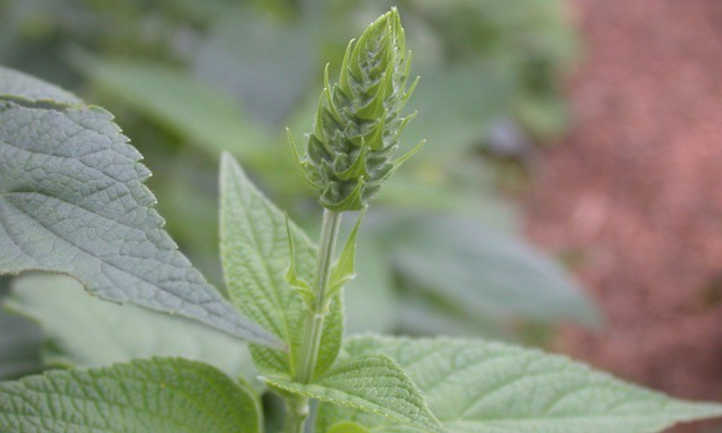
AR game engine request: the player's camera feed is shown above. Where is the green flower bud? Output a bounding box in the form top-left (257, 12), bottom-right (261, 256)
top-left (291, 7), bottom-right (422, 211)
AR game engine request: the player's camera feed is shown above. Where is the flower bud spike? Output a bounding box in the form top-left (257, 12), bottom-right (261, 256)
top-left (298, 7), bottom-right (421, 211)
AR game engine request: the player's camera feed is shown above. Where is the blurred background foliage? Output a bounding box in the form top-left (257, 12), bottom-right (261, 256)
top-left (0, 0), bottom-right (598, 380)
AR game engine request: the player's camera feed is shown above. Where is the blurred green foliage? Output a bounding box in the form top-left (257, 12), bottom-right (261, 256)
top-left (0, 0), bottom-right (596, 377)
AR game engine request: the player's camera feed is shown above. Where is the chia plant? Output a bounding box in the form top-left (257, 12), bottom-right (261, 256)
top-left (1, 8), bottom-right (721, 433)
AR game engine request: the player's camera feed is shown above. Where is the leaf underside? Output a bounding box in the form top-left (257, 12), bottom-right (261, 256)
top-left (0, 65), bottom-right (280, 349)
top-left (5, 273), bottom-right (259, 386)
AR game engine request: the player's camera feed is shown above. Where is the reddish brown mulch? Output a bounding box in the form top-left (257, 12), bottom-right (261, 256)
top-left (525, 0), bottom-right (722, 430)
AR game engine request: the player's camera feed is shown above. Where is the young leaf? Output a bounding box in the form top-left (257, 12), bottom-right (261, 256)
top-left (219, 153), bottom-right (343, 377)
top-left (327, 211), bottom-right (364, 299)
top-left (0, 357), bottom-right (262, 433)
top-left (0, 66), bottom-right (280, 349)
top-left (318, 336), bottom-right (722, 433)
top-left (263, 355), bottom-right (441, 433)
top-left (4, 273), bottom-right (259, 386)
top-left (284, 213), bottom-right (314, 309)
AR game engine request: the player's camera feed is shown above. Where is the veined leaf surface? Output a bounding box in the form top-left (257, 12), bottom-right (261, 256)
top-left (264, 354), bottom-right (441, 433)
top-left (317, 336), bottom-right (722, 433)
top-left (0, 66), bottom-right (280, 349)
top-left (0, 357), bottom-right (261, 433)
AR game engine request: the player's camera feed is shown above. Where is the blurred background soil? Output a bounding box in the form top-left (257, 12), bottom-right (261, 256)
top-left (525, 0), bottom-right (722, 429)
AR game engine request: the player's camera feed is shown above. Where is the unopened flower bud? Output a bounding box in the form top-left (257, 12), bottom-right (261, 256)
top-left (292, 7), bottom-right (422, 211)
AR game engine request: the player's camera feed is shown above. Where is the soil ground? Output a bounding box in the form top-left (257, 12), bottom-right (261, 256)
top-left (525, 1), bottom-right (722, 431)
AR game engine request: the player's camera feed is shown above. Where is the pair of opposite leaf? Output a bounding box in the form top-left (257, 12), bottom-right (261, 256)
top-left (285, 212), bottom-right (362, 313)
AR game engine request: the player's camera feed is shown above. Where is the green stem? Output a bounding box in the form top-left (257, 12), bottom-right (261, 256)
top-left (285, 209), bottom-right (342, 433)
top-left (284, 395), bottom-right (310, 433)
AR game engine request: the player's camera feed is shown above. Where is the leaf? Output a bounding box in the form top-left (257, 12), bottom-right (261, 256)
top-left (317, 336), bottom-right (722, 433)
top-left (82, 59), bottom-right (308, 198)
top-left (4, 273), bottom-right (259, 386)
top-left (263, 355), bottom-right (441, 433)
top-left (389, 214), bottom-right (600, 326)
top-left (83, 59), bottom-right (268, 161)
top-left (343, 239), bottom-right (396, 334)
top-left (284, 213), bottom-right (313, 308)
top-left (0, 66), bottom-right (281, 349)
top-left (0, 357), bottom-right (262, 433)
top-left (0, 67), bottom-right (80, 105)
top-left (328, 211), bottom-right (363, 298)
top-left (192, 6), bottom-right (316, 126)
top-left (0, 276), bottom-right (44, 380)
top-left (219, 153), bottom-right (342, 378)
top-left (0, 310), bottom-right (44, 380)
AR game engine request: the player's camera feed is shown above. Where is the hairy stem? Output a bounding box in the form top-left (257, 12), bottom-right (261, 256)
top-left (285, 209), bottom-right (342, 433)
top-left (284, 395), bottom-right (310, 433)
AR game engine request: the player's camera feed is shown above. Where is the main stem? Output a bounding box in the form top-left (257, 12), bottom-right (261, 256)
top-left (286, 209), bottom-right (342, 433)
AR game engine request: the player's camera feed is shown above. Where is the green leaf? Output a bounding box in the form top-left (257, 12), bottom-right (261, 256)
top-left (328, 212), bottom-right (363, 299)
top-left (192, 6), bottom-right (316, 125)
top-left (284, 213), bottom-right (313, 309)
top-left (0, 67), bottom-right (80, 105)
top-left (0, 66), bottom-right (281, 349)
top-left (343, 239), bottom-right (396, 334)
top-left (219, 153), bottom-right (343, 378)
top-left (0, 275), bottom-right (44, 380)
top-left (0, 310), bottom-right (43, 380)
top-left (389, 214), bottom-right (600, 327)
top-left (4, 273), bottom-right (259, 386)
top-left (318, 336), bottom-right (722, 433)
top-left (263, 355), bottom-right (441, 433)
top-left (83, 59), bottom-right (268, 161)
top-left (0, 357), bottom-right (262, 433)
top-left (82, 59), bottom-right (308, 198)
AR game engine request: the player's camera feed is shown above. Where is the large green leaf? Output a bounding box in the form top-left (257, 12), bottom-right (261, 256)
top-left (0, 307), bottom-right (44, 380)
top-left (0, 65), bottom-right (280, 349)
top-left (83, 60), bottom-right (267, 161)
top-left (0, 357), bottom-right (261, 433)
top-left (4, 273), bottom-right (258, 385)
top-left (264, 355), bottom-right (441, 433)
top-left (388, 214), bottom-right (599, 327)
top-left (0, 275), bottom-right (44, 380)
top-left (219, 153), bottom-right (342, 378)
top-left (192, 6), bottom-right (316, 126)
top-left (343, 239), bottom-right (396, 334)
top-left (0, 67), bottom-right (80, 105)
top-left (84, 59), bottom-right (309, 198)
top-left (318, 336), bottom-right (722, 433)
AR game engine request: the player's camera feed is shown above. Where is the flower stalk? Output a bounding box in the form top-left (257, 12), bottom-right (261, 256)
top-left (285, 7), bottom-right (419, 433)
